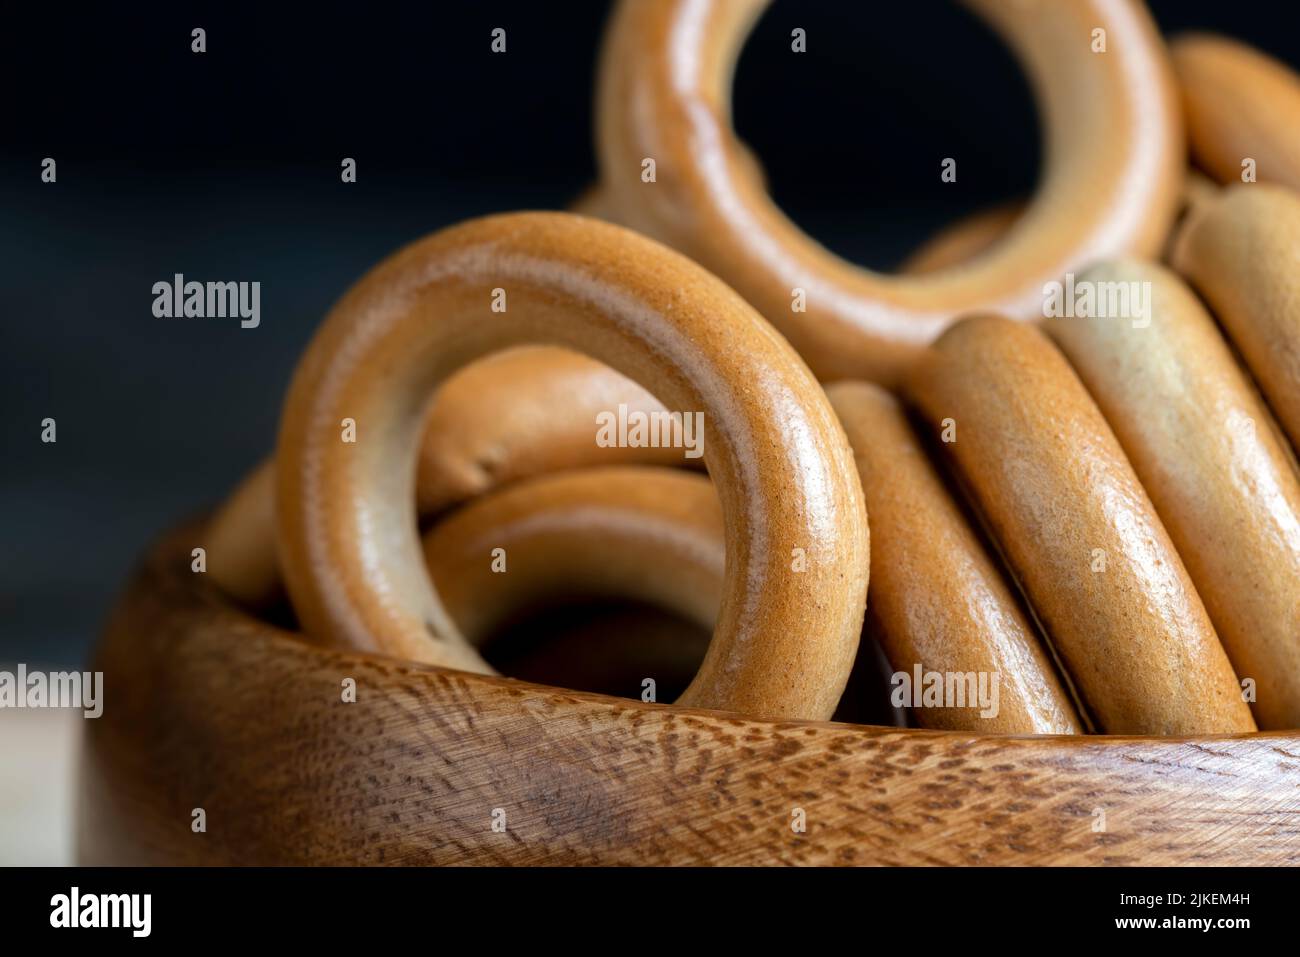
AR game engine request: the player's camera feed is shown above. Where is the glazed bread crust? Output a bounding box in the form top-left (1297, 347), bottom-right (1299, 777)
top-left (1172, 185), bottom-right (1300, 456)
top-left (1048, 260), bottom-right (1300, 729)
top-left (1172, 33), bottom-right (1300, 191)
top-left (423, 467), bottom-right (723, 645)
top-left (596, 0), bottom-right (1182, 385)
top-left (274, 211), bottom-right (870, 721)
top-left (828, 381), bottom-right (1082, 735)
top-left (907, 316), bottom-right (1255, 734)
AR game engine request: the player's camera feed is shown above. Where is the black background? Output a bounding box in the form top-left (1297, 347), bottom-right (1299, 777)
top-left (4, 1), bottom-right (1300, 666)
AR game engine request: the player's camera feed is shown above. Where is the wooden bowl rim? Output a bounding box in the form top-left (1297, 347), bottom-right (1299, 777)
top-left (77, 521), bottom-right (1300, 866)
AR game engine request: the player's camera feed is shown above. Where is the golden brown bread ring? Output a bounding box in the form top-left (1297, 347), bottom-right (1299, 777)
top-left (1180, 168), bottom-right (1223, 212)
top-left (1172, 184), bottom-right (1300, 456)
top-left (898, 203), bottom-right (1025, 276)
top-left (1047, 260), bottom-right (1300, 730)
top-left (416, 345), bottom-right (693, 516)
top-left (906, 316), bottom-right (1255, 734)
top-left (595, 0), bottom-right (1182, 386)
top-left (568, 185), bottom-right (616, 222)
top-left (570, 138), bottom-right (768, 226)
top-left (826, 381), bottom-right (1081, 735)
top-left (422, 405), bottom-right (1083, 734)
top-left (274, 211), bottom-right (870, 720)
top-left (211, 467), bottom-right (721, 689)
top-left (207, 347), bottom-right (686, 608)
top-left (206, 461), bottom-right (280, 608)
top-left (422, 466), bottom-right (720, 699)
top-left (900, 173), bottom-right (1219, 276)
top-left (423, 466), bottom-right (722, 647)
top-left (1172, 34), bottom-right (1300, 192)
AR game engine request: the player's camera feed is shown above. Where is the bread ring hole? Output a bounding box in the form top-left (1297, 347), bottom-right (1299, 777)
top-left (732, 0), bottom-right (1038, 270)
top-left (481, 598), bottom-right (904, 726)
top-left (482, 599), bottom-right (709, 701)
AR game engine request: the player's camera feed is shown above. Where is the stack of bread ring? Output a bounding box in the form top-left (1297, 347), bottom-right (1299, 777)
top-left (85, 0), bottom-right (1300, 865)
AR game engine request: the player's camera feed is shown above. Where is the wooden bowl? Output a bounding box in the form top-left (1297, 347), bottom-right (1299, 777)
top-left (78, 523), bottom-right (1300, 865)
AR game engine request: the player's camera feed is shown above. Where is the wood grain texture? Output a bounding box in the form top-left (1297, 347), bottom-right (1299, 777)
top-left (79, 525), bottom-right (1300, 866)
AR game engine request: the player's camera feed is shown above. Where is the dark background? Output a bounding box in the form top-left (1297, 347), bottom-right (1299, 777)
top-left (4, 1), bottom-right (1300, 667)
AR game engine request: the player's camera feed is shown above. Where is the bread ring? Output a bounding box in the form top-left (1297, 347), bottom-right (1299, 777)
top-left (206, 460), bottom-right (281, 608)
top-left (1047, 260), bottom-right (1300, 729)
top-left (898, 203), bottom-right (1025, 276)
top-left (1171, 33), bottom-right (1300, 192)
top-left (827, 381), bottom-right (1081, 734)
top-left (573, 136), bottom-right (768, 226)
top-left (901, 173), bottom-right (1219, 276)
top-left (423, 466), bottom-right (722, 647)
top-left (422, 466), bottom-right (719, 700)
top-left (595, 0), bottom-right (1182, 385)
top-left (274, 211), bottom-right (870, 720)
top-left (416, 345), bottom-right (694, 516)
top-left (212, 461), bottom-right (898, 722)
top-left (208, 345), bottom-right (693, 607)
top-left (906, 315), bottom-right (1255, 734)
top-left (208, 465), bottom-right (725, 700)
top-left (1172, 184), bottom-right (1300, 456)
